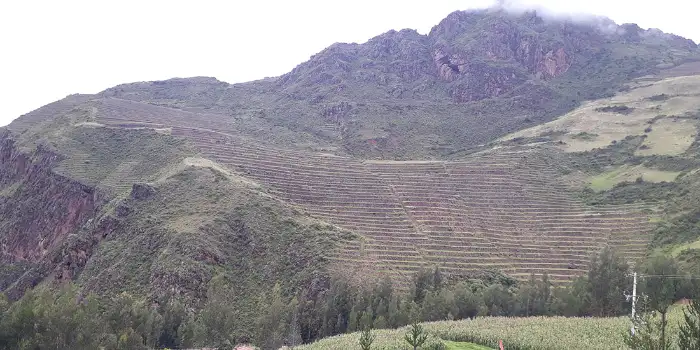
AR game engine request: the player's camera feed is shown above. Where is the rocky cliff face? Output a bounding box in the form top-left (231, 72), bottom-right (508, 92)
top-left (0, 135), bottom-right (101, 263)
top-left (0, 132), bottom-right (106, 298)
top-left (427, 10), bottom-right (595, 102)
top-left (430, 10), bottom-right (575, 83)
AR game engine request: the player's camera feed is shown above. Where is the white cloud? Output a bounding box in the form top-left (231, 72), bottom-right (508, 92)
top-left (0, 0), bottom-right (698, 126)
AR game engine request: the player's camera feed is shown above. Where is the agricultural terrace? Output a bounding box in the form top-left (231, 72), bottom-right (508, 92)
top-left (92, 97), bottom-right (653, 285)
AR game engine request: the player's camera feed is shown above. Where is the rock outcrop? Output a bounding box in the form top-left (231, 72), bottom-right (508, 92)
top-left (130, 182), bottom-right (157, 200)
top-left (427, 10), bottom-right (578, 101)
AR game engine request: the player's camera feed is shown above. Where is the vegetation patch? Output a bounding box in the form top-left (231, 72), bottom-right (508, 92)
top-left (0, 261), bottom-right (31, 291)
top-left (671, 239), bottom-right (700, 257)
top-left (570, 131), bottom-right (598, 141)
top-left (653, 209), bottom-right (700, 247)
top-left (636, 118), bottom-right (698, 156)
top-left (9, 107), bottom-right (195, 195)
top-left (580, 180), bottom-right (679, 206)
top-left (588, 165), bottom-right (680, 192)
top-left (647, 93), bottom-right (671, 101)
top-left (595, 105), bottom-right (635, 114)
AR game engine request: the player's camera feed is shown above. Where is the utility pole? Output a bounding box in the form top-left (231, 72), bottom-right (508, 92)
top-left (625, 271), bottom-right (638, 335)
top-left (632, 272), bottom-right (637, 319)
top-left (631, 272), bottom-right (637, 335)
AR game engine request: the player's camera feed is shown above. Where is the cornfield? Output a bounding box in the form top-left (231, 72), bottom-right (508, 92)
top-left (298, 306), bottom-right (686, 350)
top-left (425, 316), bottom-right (628, 349)
top-left (296, 327), bottom-right (446, 350)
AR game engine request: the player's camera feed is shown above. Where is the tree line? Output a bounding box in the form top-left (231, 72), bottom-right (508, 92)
top-left (2, 247), bottom-right (700, 349)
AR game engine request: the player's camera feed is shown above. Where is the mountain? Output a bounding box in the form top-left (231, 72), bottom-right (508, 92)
top-left (2, 6), bottom-right (700, 344)
top-left (95, 8), bottom-right (698, 159)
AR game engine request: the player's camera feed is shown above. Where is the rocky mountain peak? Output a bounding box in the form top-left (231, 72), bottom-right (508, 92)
top-left (277, 7), bottom-right (698, 105)
top-left (428, 10), bottom-right (486, 41)
top-left (364, 28), bottom-right (427, 60)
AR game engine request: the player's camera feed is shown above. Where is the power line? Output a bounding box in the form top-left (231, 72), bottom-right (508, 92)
top-left (638, 274), bottom-right (700, 280)
top-left (627, 273), bottom-right (700, 279)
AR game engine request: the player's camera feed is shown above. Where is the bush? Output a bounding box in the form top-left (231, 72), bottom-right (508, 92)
top-left (595, 105), bottom-right (635, 115)
top-left (647, 94), bottom-right (670, 101)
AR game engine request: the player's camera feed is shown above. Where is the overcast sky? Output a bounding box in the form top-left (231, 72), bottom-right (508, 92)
top-left (1, 0), bottom-right (699, 126)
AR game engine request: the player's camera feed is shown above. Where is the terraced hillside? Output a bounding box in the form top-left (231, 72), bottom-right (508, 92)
top-left (497, 67), bottom-right (700, 270)
top-left (5, 7), bottom-right (699, 297)
top-left (67, 96), bottom-right (653, 284)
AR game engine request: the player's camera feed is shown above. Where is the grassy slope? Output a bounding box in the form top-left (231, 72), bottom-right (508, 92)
top-left (78, 164), bottom-right (347, 319)
top-left (503, 75), bottom-right (700, 153)
top-left (1, 102), bottom-right (354, 328)
top-left (300, 305), bottom-right (686, 350)
top-left (11, 103), bottom-right (195, 196)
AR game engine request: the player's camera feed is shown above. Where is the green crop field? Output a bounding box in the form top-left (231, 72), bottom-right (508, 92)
top-left (299, 306), bottom-right (686, 350)
top-left (444, 340), bottom-right (493, 350)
